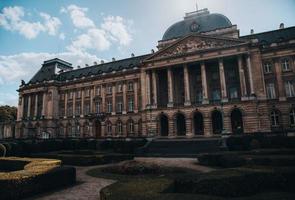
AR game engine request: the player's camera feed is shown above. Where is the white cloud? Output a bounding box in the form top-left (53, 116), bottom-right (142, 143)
top-left (0, 6), bottom-right (62, 39)
top-left (101, 16), bottom-right (132, 46)
top-left (59, 32), bottom-right (65, 40)
top-left (67, 28), bottom-right (110, 52)
top-left (65, 4), bottom-right (95, 29)
top-left (0, 92), bottom-right (18, 106)
top-left (0, 51), bottom-right (101, 85)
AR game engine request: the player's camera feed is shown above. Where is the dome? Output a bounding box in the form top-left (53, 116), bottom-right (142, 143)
top-left (162, 9), bottom-right (232, 41)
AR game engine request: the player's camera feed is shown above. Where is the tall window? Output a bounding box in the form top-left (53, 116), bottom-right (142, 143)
top-left (85, 89), bottom-right (90, 97)
top-left (196, 91), bottom-right (203, 103)
top-left (117, 83), bottom-right (123, 93)
top-left (96, 86), bottom-right (101, 96)
top-left (76, 90), bottom-right (81, 98)
top-left (285, 81), bottom-right (295, 97)
top-left (107, 85), bottom-right (112, 94)
top-left (84, 103), bottom-right (90, 115)
top-left (264, 62), bottom-right (272, 73)
top-left (60, 93), bottom-right (65, 100)
top-left (117, 121), bottom-right (123, 135)
top-left (107, 100), bottom-right (112, 113)
top-left (128, 96), bottom-right (134, 112)
top-left (107, 122), bottom-right (112, 135)
top-left (266, 83), bottom-right (276, 99)
top-left (67, 104), bottom-right (73, 116)
top-left (128, 120), bottom-right (134, 134)
top-left (76, 103), bottom-right (81, 115)
top-left (229, 87), bottom-right (238, 99)
top-left (117, 101), bottom-right (123, 113)
top-left (128, 82), bottom-right (134, 91)
top-left (68, 91), bottom-right (73, 99)
top-left (290, 108), bottom-right (295, 126)
top-left (212, 89), bottom-right (221, 101)
top-left (95, 102), bottom-right (101, 113)
top-left (281, 58), bottom-right (290, 71)
top-left (270, 110), bottom-right (280, 127)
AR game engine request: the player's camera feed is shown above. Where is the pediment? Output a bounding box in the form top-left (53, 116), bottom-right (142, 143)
top-left (145, 35), bottom-right (248, 62)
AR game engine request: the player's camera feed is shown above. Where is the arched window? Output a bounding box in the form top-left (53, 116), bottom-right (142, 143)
top-left (270, 110), bottom-right (280, 127)
top-left (128, 120), bottom-right (134, 135)
top-left (290, 108), bottom-right (295, 126)
top-left (106, 121), bottom-right (112, 135)
top-left (117, 121), bottom-right (123, 136)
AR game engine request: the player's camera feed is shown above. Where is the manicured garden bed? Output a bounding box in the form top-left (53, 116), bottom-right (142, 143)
top-left (0, 157), bottom-right (76, 200)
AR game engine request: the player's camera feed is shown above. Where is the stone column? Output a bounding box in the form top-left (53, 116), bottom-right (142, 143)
top-left (186, 118), bottom-right (193, 137)
top-left (167, 67), bottom-right (174, 107)
top-left (112, 84), bottom-right (116, 115)
top-left (184, 64), bottom-right (191, 106)
top-left (73, 91), bottom-right (76, 116)
top-left (34, 94), bottom-right (38, 117)
top-left (274, 58), bottom-right (286, 101)
top-left (219, 58), bottom-right (228, 102)
top-left (246, 54), bottom-right (255, 96)
top-left (81, 89), bottom-right (85, 116)
top-left (27, 95), bottom-right (31, 118)
top-left (90, 87), bottom-right (94, 113)
top-left (152, 70), bottom-right (158, 108)
top-left (238, 56), bottom-right (248, 100)
top-left (146, 71), bottom-right (152, 108)
top-left (134, 81), bottom-right (138, 113)
top-left (201, 62), bottom-right (209, 104)
top-left (64, 92), bottom-right (68, 118)
top-left (42, 92), bottom-right (46, 117)
top-left (123, 82), bottom-right (127, 114)
top-left (17, 94), bottom-right (24, 120)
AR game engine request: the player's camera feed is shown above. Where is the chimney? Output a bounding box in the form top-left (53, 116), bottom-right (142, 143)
top-left (131, 53), bottom-right (135, 57)
top-left (279, 23), bottom-right (284, 29)
top-left (250, 29), bottom-right (254, 34)
top-left (112, 57), bottom-right (116, 62)
top-left (101, 60), bottom-right (105, 64)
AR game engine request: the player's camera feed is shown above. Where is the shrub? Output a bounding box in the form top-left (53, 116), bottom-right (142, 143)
top-left (0, 157), bottom-right (76, 200)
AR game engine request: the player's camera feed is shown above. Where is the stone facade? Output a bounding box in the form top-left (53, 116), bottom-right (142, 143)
top-left (15, 9), bottom-right (295, 139)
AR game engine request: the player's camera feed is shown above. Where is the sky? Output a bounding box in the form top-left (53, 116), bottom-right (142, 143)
top-left (0, 0), bottom-right (295, 106)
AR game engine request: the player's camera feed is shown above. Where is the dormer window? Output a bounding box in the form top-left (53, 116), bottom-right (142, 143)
top-left (281, 58), bottom-right (291, 72)
top-left (263, 62), bottom-right (272, 74)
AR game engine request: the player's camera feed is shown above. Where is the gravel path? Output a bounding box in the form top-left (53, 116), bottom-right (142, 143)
top-left (135, 157), bottom-right (214, 172)
top-left (28, 165), bottom-right (116, 200)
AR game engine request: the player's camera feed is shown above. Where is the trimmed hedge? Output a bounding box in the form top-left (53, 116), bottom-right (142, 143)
top-left (0, 157), bottom-right (76, 200)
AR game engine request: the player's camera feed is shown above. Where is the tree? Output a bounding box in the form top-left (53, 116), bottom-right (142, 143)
top-left (0, 105), bottom-right (17, 122)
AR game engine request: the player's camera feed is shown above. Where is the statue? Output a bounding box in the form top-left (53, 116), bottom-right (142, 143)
top-left (21, 80), bottom-right (25, 85)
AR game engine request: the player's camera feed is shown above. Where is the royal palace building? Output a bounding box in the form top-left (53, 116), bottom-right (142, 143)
top-left (15, 8), bottom-right (295, 139)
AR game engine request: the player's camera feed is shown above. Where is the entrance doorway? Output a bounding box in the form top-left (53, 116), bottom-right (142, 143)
top-left (94, 120), bottom-right (101, 138)
top-left (231, 109), bottom-right (244, 134)
top-left (211, 110), bottom-right (223, 134)
top-left (193, 112), bottom-right (204, 135)
top-left (176, 113), bottom-right (186, 136)
top-left (159, 114), bottom-right (169, 136)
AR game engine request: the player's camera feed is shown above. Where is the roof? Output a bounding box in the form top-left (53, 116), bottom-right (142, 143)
top-left (241, 26), bottom-right (295, 44)
top-left (28, 54), bottom-right (150, 84)
top-left (162, 9), bottom-right (232, 41)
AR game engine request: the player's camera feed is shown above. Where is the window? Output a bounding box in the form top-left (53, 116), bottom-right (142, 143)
top-left (76, 90), bottom-right (81, 98)
top-left (270, 110), bottom-right (280, 127)
top-left (128, 97), bottom-right (134, 112)
top-left (67, 104), bottom-right (73, 116)
top-left (128, 82), bottom-right (134, 91)
top-left (59, 106), bottom-right (65, 117)
top-left (264, 62), bottom-right (272, 73)
top-left (68, 91), bottom-right (73, 99)
top-left (266, 83), bottom-right (276, 99)
top-left (196, 91), bottom-right (203, 103)
top-left (290, 109), bottom-right (295, 126)
top-left (117, 101), bottom-right (123, 113)
top-left (212, 72), bottom-right (219, 81)
top-left (75, 124), bottom-right (80, 137)
top-left (229, 87), bottom-right (238, 99)
top-left (107, 122), bottom-right (112, 135)
top-left (281, 58), bottom-right (290, 71)
top-left (107, 85), bottom-right (112, 94)
top-left (76, 103), bottom-right (81, 115)
top-left (285, 81), bottom-right (295, 97)
top-left (60, 93), bottom-right (65, 100)
top-left (85, 89), bottom-right (90, 97)
top-left (128, 120), bottom-right (134, 134)
top-left (117, 121), bottom-right (123, 135)
top-left (107, 100), bottom-right (112, 113)
top-left (95, 102), bottom-right (100, 113)
top-left (117, 83), bottom-right (123, 93)
top-left (212, 89), bottom-right (221, 101)
top-left (84, 103), bottom-right (90, 115)
top-left (96, 86), bottom-right (101, 96)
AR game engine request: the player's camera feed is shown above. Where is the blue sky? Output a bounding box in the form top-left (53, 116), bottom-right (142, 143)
top-left (0, 0), bottom-right (295, 106)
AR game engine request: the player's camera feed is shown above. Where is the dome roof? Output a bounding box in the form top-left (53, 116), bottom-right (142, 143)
top-left (162, 9), bottom-right (232, 41)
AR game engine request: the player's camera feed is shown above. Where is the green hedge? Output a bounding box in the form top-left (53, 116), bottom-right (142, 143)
top-left (0, 157), bottom-right (76, 200)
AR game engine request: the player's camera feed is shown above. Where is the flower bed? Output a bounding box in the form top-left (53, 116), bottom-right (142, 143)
top-left (0, 157), bottom-right (76, 199)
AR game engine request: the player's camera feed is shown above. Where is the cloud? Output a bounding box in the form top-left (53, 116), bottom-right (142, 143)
top-left (0, 51), bottom-right (101, 85)
top-left (101, 16), bottom-right (132, 46)
top-left (0, 92), bottom-right (18, 106)
top-left (0, 6), bottom-right (61, 39)
top-left (65, 4), bottom-right (95, 29)
top-left (59, 32), bottom-right (65, 40)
